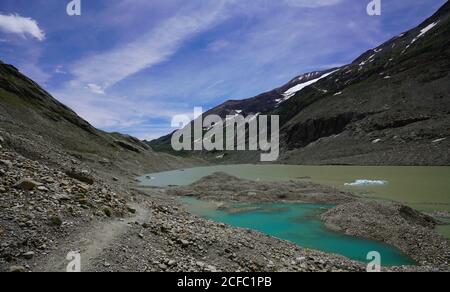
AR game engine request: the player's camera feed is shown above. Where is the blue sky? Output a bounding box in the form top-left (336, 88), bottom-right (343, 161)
top-left (0, 0), bottom-right (446, 140)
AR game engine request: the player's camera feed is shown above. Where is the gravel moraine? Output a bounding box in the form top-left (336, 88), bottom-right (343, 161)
top-left (1, 147), bottom-right (448, 272)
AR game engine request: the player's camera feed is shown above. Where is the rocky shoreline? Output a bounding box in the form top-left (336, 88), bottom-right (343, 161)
top-left (168, 172), bottom-right (357, 205)
top-left (168, 172), bottom-right (450, 270)
top-left (322, 201), bottom-right (450, 268)
top-left (1, 145), bottom-right (449, 272)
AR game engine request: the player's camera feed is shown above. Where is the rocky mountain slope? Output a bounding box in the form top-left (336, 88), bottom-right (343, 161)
top-left (0, 61), bottom-right (199, 181)
top-left (0, 58), bottom-right (204, 272)
top-left (150, 2), bottom-right (450, 166)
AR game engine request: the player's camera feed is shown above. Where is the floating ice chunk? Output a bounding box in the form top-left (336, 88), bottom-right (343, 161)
top-left (345, 180), bottom-right (388, 186)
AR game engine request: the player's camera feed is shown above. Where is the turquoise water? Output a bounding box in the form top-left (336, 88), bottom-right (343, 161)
top-left (182, 198), bottom-right (416, 266)
top-left (140, 164), bottom-right (450, 240)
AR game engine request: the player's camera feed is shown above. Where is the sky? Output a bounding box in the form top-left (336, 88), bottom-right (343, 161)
top-left (0, 0), bottom-right (447, 140)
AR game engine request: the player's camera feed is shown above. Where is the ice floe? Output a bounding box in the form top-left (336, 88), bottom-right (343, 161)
top-left (345, 180), bottom-right (388, 186)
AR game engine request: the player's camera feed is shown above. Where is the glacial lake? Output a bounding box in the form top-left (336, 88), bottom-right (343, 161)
top-left (138, 164), bottom-right (450, 212)
top-left (182, 198), bottom-right (415, 266)
top-left (138, 164), bottom-right (450, 263)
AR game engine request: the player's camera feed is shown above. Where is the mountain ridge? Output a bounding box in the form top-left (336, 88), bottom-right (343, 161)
top-left (149, 2), bottom-right (450, 166)
top-left (0, 60), bottom-right (200, 181)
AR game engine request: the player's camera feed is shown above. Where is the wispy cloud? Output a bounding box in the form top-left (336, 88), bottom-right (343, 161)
top-left (0, 13), bottom-right (45, 41)
top-left (52, 0), bottom-right (233, 134)
top-left (70, 1), bottom-right (230, 91)
top-left (284, 0), bottom-right (343, 8)
top-left (86, 83), bottom-right (106, 95)
top-left (3, 0), bottom-right (443, 140)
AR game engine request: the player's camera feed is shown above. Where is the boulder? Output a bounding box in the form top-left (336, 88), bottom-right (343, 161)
top-left (14, 179), bottom-right (40, 191)
top-left (66, 169), bottom-right (94, 185)
top-left (9, 266), bottom-right (26, 273)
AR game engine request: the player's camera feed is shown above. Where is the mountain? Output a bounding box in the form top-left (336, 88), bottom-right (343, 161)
top-left (148, 69), bottom-right (335, 154)
top-left (0, 61), bottom-right (197, 180)
top-left (149, 2), bottom-right (450, 166)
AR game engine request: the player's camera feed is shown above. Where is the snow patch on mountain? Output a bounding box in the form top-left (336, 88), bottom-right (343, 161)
top-left (280, 70), bottom-right (339, 104)
top-left (403, 21), bottom-right (439, 53)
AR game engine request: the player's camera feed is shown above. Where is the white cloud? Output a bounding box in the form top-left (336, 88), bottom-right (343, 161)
top-left (54, 65), bottom-right (67, 75)
top-left (86, 83), bottom-right (106, 95)
top-left (52, 1), bottom-right (233, 133)
top-left (207, 39), bottom-right (230, 52)
top-left (53, 81), bottom-right (195, 130)
top-left (70, 1), bottom-right (230, 91)
top-left (0, 13), bottom-right (45, 41)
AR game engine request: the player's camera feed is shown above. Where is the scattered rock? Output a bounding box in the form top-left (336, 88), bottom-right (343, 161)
top-left (14, 179), bottom-right (40, 191)
top-left (9, 266), bottom-right (26, 273)
top-left (65, 169), bottom-right (94, 185)
top-left (127, 206), bottom-right (137, 214)
top-left (42, 177), bottom-right (55, 184)
top-left (0, 159), bottom-right (12, 169)
top-left (49, 216), bottom-right (63, 227)
top-left (103, 207), bottom-right (113, 218)
top-left (22, 251), bottom-right (35, 260)
top-left (179, 239), bottom-right (190, 248)
top-left (37, 186), bottom-right (49, 192)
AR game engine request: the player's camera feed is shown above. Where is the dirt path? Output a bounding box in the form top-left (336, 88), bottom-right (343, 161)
top-left (37, 203), bottom-right (150, 272)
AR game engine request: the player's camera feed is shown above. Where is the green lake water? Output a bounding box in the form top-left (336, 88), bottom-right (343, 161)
top-left (138, 164), bottom-right (450, 263)
top-left (182, 198), bottom-right (415, 266)
top-left (139, 164), bottom-right (450, 212)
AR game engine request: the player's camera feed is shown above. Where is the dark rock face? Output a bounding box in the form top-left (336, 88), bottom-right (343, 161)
top-left (273, 2), bottom-right (450, 165)
top-left (284, 112), bottom-right (367, 149)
